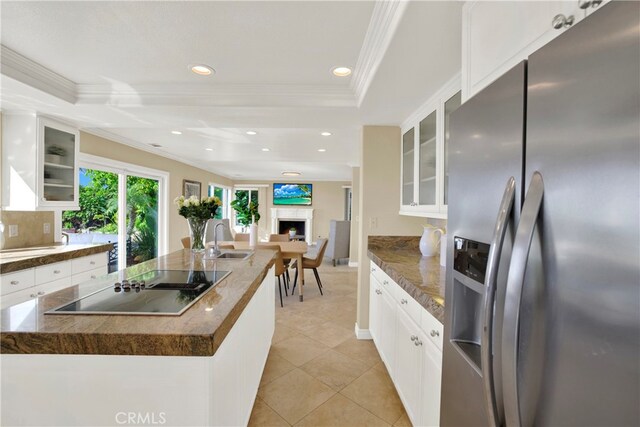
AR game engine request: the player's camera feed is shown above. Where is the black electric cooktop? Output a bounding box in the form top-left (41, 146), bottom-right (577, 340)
top-left (46, 270), bottom-right (230, 316)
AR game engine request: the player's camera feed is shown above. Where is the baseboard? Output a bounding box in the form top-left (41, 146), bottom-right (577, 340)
top-left (354, 322), bottom-right (372, 340)
top-left (348, 261), bottom-right (359, 268)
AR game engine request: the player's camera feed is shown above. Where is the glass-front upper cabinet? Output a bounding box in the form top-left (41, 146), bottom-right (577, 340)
top-left (399, 75), bottom-right (461, 218)
top-left (42, 123), bottom-right (78, 204)
top-left (402, 128), bottom-right (415, 206)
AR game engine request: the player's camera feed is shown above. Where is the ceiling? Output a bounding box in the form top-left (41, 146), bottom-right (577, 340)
top-left (0, 1), bottom-right (462, 181)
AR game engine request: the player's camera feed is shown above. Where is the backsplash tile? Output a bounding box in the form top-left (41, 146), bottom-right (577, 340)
top-left (0, 211), bottom-right (55, 250)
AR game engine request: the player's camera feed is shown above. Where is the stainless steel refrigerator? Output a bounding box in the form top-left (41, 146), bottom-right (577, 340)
top-left (441, 2), bottom-right (639, 426)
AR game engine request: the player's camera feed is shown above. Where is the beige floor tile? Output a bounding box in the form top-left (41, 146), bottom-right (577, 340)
top-left (284, 312), bottom-right (331, 335)
top-left (302, 321), bottom-right (354, 348)
top-left (248, 397), bottom-right (290, 427)
top-left (340, 367), bottom-right (405, 424)
top-left (393, 412), bottom-right (412, 427)
top-left (295, 393), bottom-right (390, 427)
top-left (300, 349), bottom-right (369, 392)
top-left (258, 369), bottom-right (336, 425)
top-left (260, 352), bottom-right (296, 387)
top-left (373, 360), bottom-right (388, 373)
top-left (333, 336), bottom-right (382, 367)
top-left (272, 324), bottom-right (300, 344)
top-left (327, 311), bottom-right (356, 330)
top-left (272, 334), bottom-right (330, 367)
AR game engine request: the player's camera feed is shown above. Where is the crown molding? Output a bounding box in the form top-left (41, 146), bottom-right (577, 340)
top-left (81, 128), bottom-right (233, 181)
top-left (0, 45), bottom-right (77, 103)
top-left (351, 0), bottom-right (408, 107)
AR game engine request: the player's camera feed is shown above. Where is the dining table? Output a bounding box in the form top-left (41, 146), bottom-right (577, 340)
top-left (216, 240), bottom-right (309, 301)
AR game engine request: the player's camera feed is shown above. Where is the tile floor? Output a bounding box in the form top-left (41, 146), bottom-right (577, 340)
top-left (249, 263), bottom-right (410, 426)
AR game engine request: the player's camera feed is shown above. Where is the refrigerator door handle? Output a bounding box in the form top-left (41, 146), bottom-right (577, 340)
top-left (502, 172), bottom-right (545, 427)
top-left (482, 176), bottom-right (516, 427)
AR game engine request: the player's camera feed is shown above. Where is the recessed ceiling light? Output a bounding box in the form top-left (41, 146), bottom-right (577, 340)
top-left (261, 148), bottom-right (270, 152)
top-left (318, 148), bottom-right (327, 152)
top-left (205, 148), bottom-right (213, 151)
top-left (246, 131), bottom-right (257, 135)
top-left (332, 66), bottom-right (352, 77)
top-left (171, 130), bottom-right (182, 135)
top-left (282, 171), bottom-right (301, 177)
top-left (320, 132), bottom-right (332, 136)
top-left (190, 64), bottom-right (214, 76)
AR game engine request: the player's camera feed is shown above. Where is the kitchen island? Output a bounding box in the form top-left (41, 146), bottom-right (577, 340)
top-left (1, 248), bottom-right (276, 426)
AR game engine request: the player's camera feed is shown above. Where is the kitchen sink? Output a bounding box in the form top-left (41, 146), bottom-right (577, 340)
top-left (211, 251), bottom-right (252, 260)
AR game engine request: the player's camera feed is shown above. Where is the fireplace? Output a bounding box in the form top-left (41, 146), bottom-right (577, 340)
top-left (271, 208), bottom-right (313, 244)
top-left (278, 220), bottom-right (306, 237)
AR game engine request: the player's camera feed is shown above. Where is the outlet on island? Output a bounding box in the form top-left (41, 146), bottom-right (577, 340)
top-left (8, 224), bottom-right (18, 238)
top-left (43, 223), bottom-right (51, 234)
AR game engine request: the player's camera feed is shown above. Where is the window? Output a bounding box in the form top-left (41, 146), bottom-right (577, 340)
top-left (233, 189), bottom-right (259, 228)
top-left (208, 184), bottom-right (230, 219)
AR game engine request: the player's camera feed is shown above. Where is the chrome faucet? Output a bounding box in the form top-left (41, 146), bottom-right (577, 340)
top-left (211, 222), bottom-right (224, 257)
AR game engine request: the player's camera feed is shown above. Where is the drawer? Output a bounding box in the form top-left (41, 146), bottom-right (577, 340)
top-left (71, 252), bottom-right (108, 274)
top-left (71, 265), bottom-right (108, 286)
top-left (35, 261), bottom-right (72, 285)
top-left (370, 263), bottom-right (397, 299)
top-left (396, 284), bottom-right (422, 326)
top-left (1, 269), bottom-right (35, 296)
top-left (1, 286), bottom-right (37, 309)
top-left (36, 277), bottom-right (72, 297)
top-left (421, 308), bottom-right (444, 351)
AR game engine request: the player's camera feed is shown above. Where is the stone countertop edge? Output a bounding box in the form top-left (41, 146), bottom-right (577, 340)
top-left (367, 236), bottom-right (445, 324)
top-left (0, 249), bottom-right (276, 357)
top-left (0, 243), bottom-right (115, 274)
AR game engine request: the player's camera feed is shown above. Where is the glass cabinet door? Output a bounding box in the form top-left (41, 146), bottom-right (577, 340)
top-left (42, 126), bottom-right (76, 202)
top-left (418, 110), bottom-right (437, 205)
top-left (443, 91), bottom-right (462, 206)
top-left (402, 128), bottom-right (415, 206)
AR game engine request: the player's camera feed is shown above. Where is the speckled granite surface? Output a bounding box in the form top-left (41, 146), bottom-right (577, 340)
top-left (367, 236), bottom-right (445, 323)
top-left (0, 243), bottom-right (113, 274)
top-left (1, 249), bottom-right (275, 356)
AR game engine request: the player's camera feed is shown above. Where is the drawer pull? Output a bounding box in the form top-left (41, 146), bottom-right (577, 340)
top-left (383, 280), bottom-right (389, 285)
top-left (400, 298), bottom-right (408, 304)
top-left (54, 270), bottom-right (61, 274)
top-left (29, 293), bottom-right (37, 298)
top-left (414, 339), bottom-right (423, 346)
top-left (91, 275), bottom-right (96, 279)
top-left (375, 289), bottom-right (382, 295)
top-left (411, 335), bottom-right (418, 342)
top-left (90, 261), bottom-right (96, 265)
top-left (37, 291), bottom-right (45, 296)
top-left (371, 267), bottom-right (376, 272)
top-left (10, 280), bottom-right (19, 285)
top-left (430, 330), bottom-right (440, 337)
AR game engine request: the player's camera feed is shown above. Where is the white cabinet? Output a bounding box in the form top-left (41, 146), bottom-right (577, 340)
top-left (1, 251), bottom-right (108, 308)
top-left (2, 113), bottom-right (79, 210)
top-left (369, 260), bottom-right (443, 426)
top-left (400, 76), bottom-right (461, 218)
top-left (462, 1), bottom-right (587, 101)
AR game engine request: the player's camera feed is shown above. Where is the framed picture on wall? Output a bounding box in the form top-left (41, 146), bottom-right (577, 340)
top-left (183, 179), bottom-right (201, 199)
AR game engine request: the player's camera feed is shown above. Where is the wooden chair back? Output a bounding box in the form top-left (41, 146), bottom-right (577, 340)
top-left (181, 237), bottom-right (190, 249)
top-left (269, 234), bottom-right (290, 242)
top-left (306, 238), bottom-right (329, 268)
top-left (260, 243), bottom-right (285, 276)
top-left (234, 233), bottom-right (250, 242)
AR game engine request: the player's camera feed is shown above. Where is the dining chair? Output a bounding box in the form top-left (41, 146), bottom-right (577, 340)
top-left (268, 234), bottom-right (292, 287)
top-left (261, 244), bottom-right (288, 307)
top-left (291, 238), bottom-right (328, 296)
top-left (181, 237), bottom-right (190, 249)
top-left (234, 233), bottom-right (250, 241)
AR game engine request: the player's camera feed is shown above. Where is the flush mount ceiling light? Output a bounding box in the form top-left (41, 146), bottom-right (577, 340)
top-left (205, 148), bottom-right (213, 151)
top-left (318, 148), bottom-right (327, 152)
top-left (282, 171), bottom-right (301, 177)
top-left (332, 66), bottom-right (352, 77)
top-left (171, 130), bottom-right (182, 135)
top-left (261, 148), bottom-right (270, 152)
top-left (320, 132), bottom-right (332, 136)
top-left (190, 64), bottom-right (214, 76)
top-left (246, 131), bottom-right (257, 135)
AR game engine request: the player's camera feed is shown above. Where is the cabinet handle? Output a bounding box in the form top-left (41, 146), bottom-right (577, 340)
top-left (90, 261), bottom-right (96, 265)
top-left (400, 298), bottom-right (407, 304)
top-left (10, 280), bottom-right (19, 285)
top-left (37, 291), bottom-right (45, 296)
top-left (53, 270), bottom-right (61, 274)
top-left (383, 280), bottom-right (389, 285)
top-left (590, 0), bottom-right (602, 7)
top-left (430, 330), bottom-right (440, 337)
top-left (30, 293), bottom-right (37, 298)
top-left (414, 339), bottom-right (423, 346)
top-left (552, 14), bottom-right (574, 30)
top-left (411, 335), bottom-right (418, 341)
top-left (371, 267), bottom-right (376, 272)
top-left (90, 275), bottom-right (96, 279)
top-left (375, 289), bottom-right (382, 295)
top-left (578, 0), bottom-right (592, 8)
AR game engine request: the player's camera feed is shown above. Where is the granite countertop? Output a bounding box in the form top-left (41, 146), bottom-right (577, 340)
top-left (0, 243), bottom-right (114, 274)
top-left (367, 236), bottom-right (445, 323)
top-left (1, 249), bottom-right (276, 357)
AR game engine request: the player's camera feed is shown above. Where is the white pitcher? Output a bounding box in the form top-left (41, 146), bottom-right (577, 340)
top-left (419, 225), bottom-right (445, 257)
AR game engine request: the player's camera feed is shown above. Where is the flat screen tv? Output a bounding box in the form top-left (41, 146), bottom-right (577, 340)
top-left (273, 183), bottom-right (312, 206)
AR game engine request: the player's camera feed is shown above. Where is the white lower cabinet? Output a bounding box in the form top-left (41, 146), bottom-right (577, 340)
top-left (1, 251), bottom-right (109, 308)
top-left (369, 260), bottom-right (442, 426)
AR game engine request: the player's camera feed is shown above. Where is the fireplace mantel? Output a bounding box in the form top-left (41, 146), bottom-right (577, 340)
top-left (271, 208), bottom-right (313, 244)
